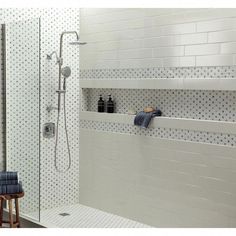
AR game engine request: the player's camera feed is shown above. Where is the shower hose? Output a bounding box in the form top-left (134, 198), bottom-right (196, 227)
top-left (54, 90), bottom-right (72, 173)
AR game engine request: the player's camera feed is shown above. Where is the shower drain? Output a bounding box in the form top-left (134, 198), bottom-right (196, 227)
top-left (59, 213), bottom-right (70, 216)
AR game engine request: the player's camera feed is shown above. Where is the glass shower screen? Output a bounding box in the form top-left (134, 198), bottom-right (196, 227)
top-left (4, 18), bottom-right (40, 221)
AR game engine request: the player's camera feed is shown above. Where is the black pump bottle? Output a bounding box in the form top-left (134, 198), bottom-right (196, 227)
top-left (107, 95), bottom-right (114, 113)
top-left (97, 95), bottom-right (105, 112)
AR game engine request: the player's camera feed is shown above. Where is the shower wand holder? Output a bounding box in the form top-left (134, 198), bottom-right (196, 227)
top-left (58, 57), bottom-right (63, 65)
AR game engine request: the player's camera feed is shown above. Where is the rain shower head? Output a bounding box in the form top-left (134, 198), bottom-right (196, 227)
top-left (61, 66), bottom-right (71, 78)
top-left (69, 41), bottom-right (87, 45)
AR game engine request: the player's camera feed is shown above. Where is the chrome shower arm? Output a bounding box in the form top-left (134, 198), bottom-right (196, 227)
top-left (59, 31), bottom-right (79, 58)
top-left (47, 51), bottom-right (60, 64)
top-left (57, 31), bottom-right (79, 113)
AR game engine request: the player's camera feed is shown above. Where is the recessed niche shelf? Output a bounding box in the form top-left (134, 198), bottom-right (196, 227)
top-left (80, 111), bottom-right (236, 135)
top-left (80, 78), bottom-right (236, 133)
top-left (80, 78), bottom-right (236, 91)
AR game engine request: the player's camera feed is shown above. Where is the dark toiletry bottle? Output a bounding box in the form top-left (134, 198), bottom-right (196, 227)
top-left (107, 95), bottom-right (114, 113)
top-left (97, 95), bottom-right (105, 112)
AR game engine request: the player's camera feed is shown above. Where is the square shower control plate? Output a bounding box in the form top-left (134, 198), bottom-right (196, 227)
top-left (43, 123), bottom-right (55, 138)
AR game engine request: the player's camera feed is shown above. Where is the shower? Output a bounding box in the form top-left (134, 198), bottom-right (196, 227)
top-left (47, 31), bottom-right (87, 173)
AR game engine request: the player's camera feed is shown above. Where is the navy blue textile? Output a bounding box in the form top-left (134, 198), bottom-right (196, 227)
top-left (0, 172), bottom-right (23, 195)
top-left (0, 182), bottom-right (23, 195)
top-left (0, 171), bottom-right (18, 181)
top-left (0, 180), bottom-right (18, 185)
top-left (134, 108), bottom-right (162, 129)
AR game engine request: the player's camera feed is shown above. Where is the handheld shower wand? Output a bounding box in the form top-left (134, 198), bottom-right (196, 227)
top-left (61, 66), bottom-right (71, 91)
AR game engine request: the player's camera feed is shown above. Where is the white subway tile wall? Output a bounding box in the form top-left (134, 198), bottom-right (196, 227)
top-left (196, 18), bottom-right (236, 32)
top-left (153, 46), bottom-right (185, 57)
top-left (221, 42), bottom-right (236, 54)
top-left (196, 55), bottom-right (234, 66)
top-left (80, 130), bottom-right (236, 227)
top-left (80, 9), bottom-right (236, 69)
top-left (185, 44), bottom-right (220, 56)
top-left (79, 9), bottom-right (236, 226)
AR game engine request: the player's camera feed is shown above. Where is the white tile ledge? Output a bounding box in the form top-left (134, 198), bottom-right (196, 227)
top-left (80, 111), bottom-right (236, 135)
top-left (80, 78), bottom-right (236, 90)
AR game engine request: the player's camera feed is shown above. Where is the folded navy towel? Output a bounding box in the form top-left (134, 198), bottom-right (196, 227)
top-left (134, 108), bottom-right (162, 129)
top-left (0, 179), bottom-right (19, 185)
top-left (0, 171), bottom-right (18, 181)
top-left (0, 182), bottom-right (23, 195)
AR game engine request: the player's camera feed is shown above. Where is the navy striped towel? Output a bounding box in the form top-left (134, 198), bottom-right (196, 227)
top-left (0, 171), bottom-right (18, 181)
top-left (0, 179), bottom-right (19, 185)
top-left (0, 182), bottom-right (23, 195)
top-left (0, 171), bottom-right (19, 188)
top-left (134, 108), bottom-right (162, 129)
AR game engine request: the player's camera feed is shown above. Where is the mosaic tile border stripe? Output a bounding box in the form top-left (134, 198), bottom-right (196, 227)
top-left (80, 66), bottom-right (236, 79)
top-left (80, 120), bottom-right (236, 147)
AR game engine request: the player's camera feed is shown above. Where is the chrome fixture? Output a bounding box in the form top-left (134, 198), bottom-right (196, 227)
top-left (43, 123), bottom-right (55, 138)
top-left (46, 31), bottom-right (87, 173)
top-left (46, 51), bottom-right (60, 64)
top-left (61, 66), bottom-right (71, 79)
top-left (61, 66), bottom-right (71, 91)
top-left (69, 41), bottom-right (87, 45)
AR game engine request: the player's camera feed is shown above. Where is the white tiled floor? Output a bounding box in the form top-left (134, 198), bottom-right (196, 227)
top-left (26, 203), bottom-right (151, 228)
